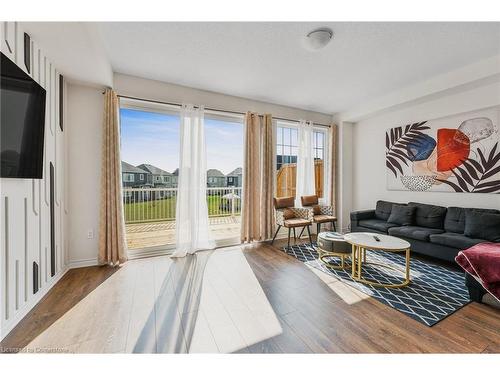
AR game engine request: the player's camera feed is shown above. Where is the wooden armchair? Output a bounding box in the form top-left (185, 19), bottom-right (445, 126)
top-left (271, 196), bottom-right (312, 248)
top-left (300, 195), bottom-right (337, 235)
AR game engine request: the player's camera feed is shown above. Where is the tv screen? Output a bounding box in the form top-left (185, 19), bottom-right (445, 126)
top-left (1, 52), bottom-right (46, 179)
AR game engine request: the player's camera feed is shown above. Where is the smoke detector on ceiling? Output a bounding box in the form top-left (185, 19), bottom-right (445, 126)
top-left (303, 27), bottom-right (334, 51)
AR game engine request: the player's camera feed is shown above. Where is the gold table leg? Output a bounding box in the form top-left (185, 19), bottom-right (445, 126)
top-left (350, 247), bottom-right (411, 288)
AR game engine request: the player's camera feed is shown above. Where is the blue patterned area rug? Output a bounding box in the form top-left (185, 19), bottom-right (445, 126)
top-left (282, 242), bottom-right (470, 326)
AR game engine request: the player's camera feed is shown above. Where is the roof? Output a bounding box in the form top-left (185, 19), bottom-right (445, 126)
top-left (227, 167), bottom-right (242, 176)
top-left (172, 168), bottom-right (179, 176)
top-left (207, 169), bottom-right (225, 177)
top-left (137, 164), bottom-right (172, 176)
top-left (121, 161), bottom-right (148, 174)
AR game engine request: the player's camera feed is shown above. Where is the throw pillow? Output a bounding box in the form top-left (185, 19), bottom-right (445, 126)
top-left (387, 204), bottom-right (415, 226)
top-left (282, 208), bottom-right (295, 220)
top-left (464, 210), bottom-right (500, 242)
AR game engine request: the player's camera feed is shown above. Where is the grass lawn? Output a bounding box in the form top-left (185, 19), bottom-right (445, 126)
top-left (124, 195), bottom-right (241, 223)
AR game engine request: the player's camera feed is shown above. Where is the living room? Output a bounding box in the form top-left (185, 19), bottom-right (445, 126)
top-left (1, 0), bottom-right (500, 372)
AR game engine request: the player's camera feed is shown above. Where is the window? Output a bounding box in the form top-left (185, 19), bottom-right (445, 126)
top-left (312, 129), bottom-right (326, 198)
top-left (139, 174), bottom-right (144, 181)
top-left (275, 123), bottom-right (327, 198)
top-left (123, 173), bottom-right (135, 182)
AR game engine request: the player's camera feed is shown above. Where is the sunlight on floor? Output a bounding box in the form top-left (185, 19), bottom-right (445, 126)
top-left (23, 246), bottom-right (282, 353)
top-left (306, 264), bottom-right (370, 305)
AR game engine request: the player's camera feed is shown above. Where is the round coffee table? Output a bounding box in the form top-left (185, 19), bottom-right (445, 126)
top-left (343, 232), bottom-right (411, 288)
top-left (316, 232), bottom-right (351, 269)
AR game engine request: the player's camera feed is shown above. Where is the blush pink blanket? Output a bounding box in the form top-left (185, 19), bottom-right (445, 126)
top-left (455, 243), bottom-right (500, 302)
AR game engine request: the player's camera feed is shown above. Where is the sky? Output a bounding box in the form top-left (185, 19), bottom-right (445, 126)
top-left (120, 108), bottom-right (244, 175)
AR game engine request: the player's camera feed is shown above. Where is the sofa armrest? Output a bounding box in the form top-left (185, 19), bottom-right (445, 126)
top-left (350, 209), bottom-right (376, 221)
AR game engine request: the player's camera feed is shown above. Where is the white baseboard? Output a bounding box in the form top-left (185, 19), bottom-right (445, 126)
top-left (0, 266), bottom-right (70, 341)
top-left (68, 257), bottom-right (99, 269)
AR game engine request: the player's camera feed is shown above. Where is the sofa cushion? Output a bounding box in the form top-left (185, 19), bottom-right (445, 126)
top-left (408, 202), bottom-right (447, 229)
top-left (444, 207), bottom-right (466, 233)
top-left (375, 200), bottom-right (395, 221)
top-left (429, 232), bottom-right (486, 250)
top-left (388, 226), bottom-right (444, 241)
top-left (464, 209), bottom-right (500, 242)
top-left (445, 207), bottom-right (500, 234)
top-left (387, 204), bottom-right (416, 226)
top-left (358, 219), bottom-right (399, 233)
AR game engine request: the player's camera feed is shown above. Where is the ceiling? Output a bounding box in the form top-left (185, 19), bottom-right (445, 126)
top-left (25, 22), bottom-right (500, 115)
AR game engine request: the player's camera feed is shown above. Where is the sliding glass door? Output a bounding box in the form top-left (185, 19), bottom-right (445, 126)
top-left (119, 100), bottom-right (244, 255)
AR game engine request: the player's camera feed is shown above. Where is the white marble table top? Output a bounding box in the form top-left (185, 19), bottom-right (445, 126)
top-left (344, 232), bottom-right (411, 250)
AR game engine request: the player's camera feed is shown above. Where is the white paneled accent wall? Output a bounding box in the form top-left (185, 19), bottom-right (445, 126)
top-left (0, 22), bottom-right (68, 340)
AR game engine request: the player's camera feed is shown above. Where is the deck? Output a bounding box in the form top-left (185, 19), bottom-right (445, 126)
top-left (125, 216), bottom-right (241, 250)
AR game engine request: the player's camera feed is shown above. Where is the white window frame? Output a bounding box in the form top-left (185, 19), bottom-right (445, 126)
top-left (139, 174), bottom-right (144, 181)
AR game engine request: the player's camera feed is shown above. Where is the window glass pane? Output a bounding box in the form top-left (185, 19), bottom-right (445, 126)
top-left (291, 129), bottom-right (298, 147)
top-left (283, 127), bottom-right (290, 144)
top-left (277, 127), bottom-right (282, 145)
top-left (276, 144), bottom-right (283, 156)
top-left (319, 131), bottom-right (325, 147)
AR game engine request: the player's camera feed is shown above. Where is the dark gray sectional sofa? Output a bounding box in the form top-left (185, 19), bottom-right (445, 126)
top-left (350, 201), bottom-right (500, 263)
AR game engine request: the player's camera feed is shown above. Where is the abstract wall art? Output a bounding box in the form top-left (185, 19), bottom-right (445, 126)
top-left (386, 106), bottom-right (500, 193)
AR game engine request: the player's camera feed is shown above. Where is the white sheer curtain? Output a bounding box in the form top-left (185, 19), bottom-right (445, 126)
top-left (172, 104), bottom-right (215, 258)
top-left (295, 120), bottom-right (315, 206)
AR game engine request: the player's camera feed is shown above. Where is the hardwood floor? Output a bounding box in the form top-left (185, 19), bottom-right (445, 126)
top-left (1, 239), bottom-right (499, 353)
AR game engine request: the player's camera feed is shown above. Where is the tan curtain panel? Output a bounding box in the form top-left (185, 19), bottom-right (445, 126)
top-left (329, 123), bottom-right (338, 216)
top-left (98, 89), bottom-right (127, 265)
top-left (241, 113), bottom-right (274, 242)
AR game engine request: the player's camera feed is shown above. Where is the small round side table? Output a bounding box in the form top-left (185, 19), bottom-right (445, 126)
top-left (317, 232), bottom-right (351, 269)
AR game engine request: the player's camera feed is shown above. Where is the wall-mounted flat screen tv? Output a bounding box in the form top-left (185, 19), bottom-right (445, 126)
top-left (1, 52), bottom-right (46, 179)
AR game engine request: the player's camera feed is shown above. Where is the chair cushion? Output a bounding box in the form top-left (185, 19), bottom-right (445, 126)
top-left (284, 218), bottom-right (310, 228)
top-left (429, 232), bottom-right (487, 250)
top-left (359, 219), bottom-right (398, 233)
top-left (313, 214), bottom-right (336, 223)
top-left (375, 200), bottom-right (395, 221)
top-left (387, 204), bottom-right (416, 226)
top-left (408, 202), bottom-right (447, 229)
top-left (464, 209), bottom-right (500, 242)
top-left (388, 226), bottom-right (444, 241)
top-left (274, 196), bottom-right (294, 209)
top-left (301, 195), bottom-right (319, 206)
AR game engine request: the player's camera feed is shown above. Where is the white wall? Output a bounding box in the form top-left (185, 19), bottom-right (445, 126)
top-left (0, 22), bottom-right (68, 340)
top-left (114, 73), bottom-right (333, 125)
top-left (66, 74), bottom-right (333, 266)
top-left (350, 80), bottom-right (500, 219)
top-left (67, 84), bottom-right (103, 268)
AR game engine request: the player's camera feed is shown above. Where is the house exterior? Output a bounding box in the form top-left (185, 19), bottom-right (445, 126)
top-left (207, 169), bottom-right (226, 187)
top-left (121, 161), bottom-right (150, 188)
top-left (226, 167), bottom-right (242, 187)
top-left (137, 164), bottom-right (174, 188)
top-left (171, 168), bottom-right (179, 188)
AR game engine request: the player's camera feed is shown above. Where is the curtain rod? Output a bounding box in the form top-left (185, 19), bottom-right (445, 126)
top-left (114, 94), bottom-right (331, 128)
